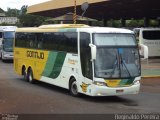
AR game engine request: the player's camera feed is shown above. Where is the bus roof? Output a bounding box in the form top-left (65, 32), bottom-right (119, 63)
top-left (16, 24), bottom-right (133, 34)
top-left (39, 24), bottom-right (89, 29)
top-left (16, 24), bottom-right (89, 32)
top-left (134, 27), bottom-right (160, 31)
top-left (0, 26), bottom-right (17, 31)
top-left (77, 27), bottom-right (133, 34)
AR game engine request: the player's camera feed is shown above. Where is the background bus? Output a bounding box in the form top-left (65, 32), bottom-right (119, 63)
top-left (14, 24), bottom-right (148, 96)
top-left (0, 27), bottom-right (2, 53)
top-left (134, 28), bottom-right (160, 57)
top-left (0, 26), bottom-right (17, 61)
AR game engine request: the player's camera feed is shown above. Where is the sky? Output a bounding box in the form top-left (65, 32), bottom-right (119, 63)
top-left (0, 0), bottom-right (50, 11)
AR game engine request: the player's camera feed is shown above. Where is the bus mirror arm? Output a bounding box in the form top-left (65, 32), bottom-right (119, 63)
top-left (139, 44), bottom-right (148, 60)
top-left (89, 43), bottom-right (97, 60)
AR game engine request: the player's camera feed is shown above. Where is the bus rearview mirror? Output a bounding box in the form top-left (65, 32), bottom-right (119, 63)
top-left (89, 43), bottom-right (97, 60)
top-left (139, 44), bottom-right (148, 60)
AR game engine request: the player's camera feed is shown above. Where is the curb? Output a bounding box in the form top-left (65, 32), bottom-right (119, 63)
top-left (142, 76), bottom-right (160, 78)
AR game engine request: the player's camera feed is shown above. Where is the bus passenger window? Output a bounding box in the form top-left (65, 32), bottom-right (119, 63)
top-left (0, 32), bottom-right (2, 38)
top-left (37, 33), bottom-right (44, 49)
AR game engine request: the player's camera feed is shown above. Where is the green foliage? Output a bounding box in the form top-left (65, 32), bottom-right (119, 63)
top-left (18, 5), bottom-right (48, 27)
top-left (5, 8), bottom-right (19, 17)
top-left (126, 19), bottom-right (144, 27)
top-left (0, 22), bottom-right (11, 26)
top-left (19, 13), bottom-right (46, 27)
top-left (107, 20), bottom-right (121, 27)
top-left (91, 21), bottom-right (104, 26)
top-left (0, 8), bottom-right (4, 13)
top-left (150, 20), bottom-right (159, 27)
top-left (4, 5), bottom-right (48, 27)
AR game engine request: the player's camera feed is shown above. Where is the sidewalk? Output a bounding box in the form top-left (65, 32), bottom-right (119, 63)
top-left (141, 58), bottom-right (160, 78)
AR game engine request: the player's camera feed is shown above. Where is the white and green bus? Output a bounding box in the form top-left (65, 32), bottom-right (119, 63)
top-left (134, 27), bottom-right (160, 57)
top-left (0, 26), bottom-right (17, 61)
top-left (14, 24), bottom-right (148, 96)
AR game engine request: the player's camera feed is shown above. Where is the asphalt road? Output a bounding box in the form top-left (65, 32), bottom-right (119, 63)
top-left (0, 60), bottom-right (160, 114)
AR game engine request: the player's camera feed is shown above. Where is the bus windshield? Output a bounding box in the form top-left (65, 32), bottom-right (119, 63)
top-left (93, 33), bottom-right (140, 79)
top-left (93, 33), bottom-right (136, 46)
top-left (4, 38), bottom-right (13, 52)
top-left (3, 31), bottom-right (14, 38)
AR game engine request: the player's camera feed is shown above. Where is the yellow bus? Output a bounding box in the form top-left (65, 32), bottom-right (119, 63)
top-left (14, 24), bottom-right (147, 96)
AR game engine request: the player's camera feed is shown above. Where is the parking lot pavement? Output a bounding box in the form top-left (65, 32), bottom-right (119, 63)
top-left (141, 77), bottom-right (160, 93)
top-left (141, 58), bottom-right (160, 78)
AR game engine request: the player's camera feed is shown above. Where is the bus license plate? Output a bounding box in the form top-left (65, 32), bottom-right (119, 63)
top-left (116, 89), bottom-right (124, 93)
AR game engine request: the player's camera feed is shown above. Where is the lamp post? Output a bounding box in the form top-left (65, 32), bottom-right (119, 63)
top-left (73, 0), bottom-right (77, 24)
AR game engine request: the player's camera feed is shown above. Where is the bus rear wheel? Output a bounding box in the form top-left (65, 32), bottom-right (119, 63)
top-left (0, 53), bottom-right (2, 60)
top-left (69, 78), bottom-right (79, 97)
top-left (27, 68), bottom-right (35, 83)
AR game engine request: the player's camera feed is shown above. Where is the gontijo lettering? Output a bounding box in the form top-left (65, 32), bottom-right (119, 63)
top-left (27, 51), bottom-right (44, 59)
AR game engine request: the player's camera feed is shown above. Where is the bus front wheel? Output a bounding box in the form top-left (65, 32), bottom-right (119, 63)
top-left (69, 78), bottom-right (79, 97)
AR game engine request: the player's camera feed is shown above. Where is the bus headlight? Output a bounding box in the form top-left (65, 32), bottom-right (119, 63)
top-left (3, 52), bottom-right (9, 57)
top-left (93, 81), bottom-right (106, 86)
top-left (133, 80), bottom-right (140, 85)
top-left (3, 51), bottom-right (8, 55)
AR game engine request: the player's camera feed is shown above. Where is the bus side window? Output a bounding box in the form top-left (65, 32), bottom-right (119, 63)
top-left (63, 32), bottom-right (78, 53)
top-left (37, 33), bottom-right (43, 49)
top-left (38, 40), bottom-right (43, 49)
top-left (43, 33), bottom-right (57, 51)
top-left (0, 32), bottom-right (2, 38)
top-left (26, 33), bottom-right (35, 48)
top-left (15, 33), bottom-right (27, 48)
top-left (80, 32), bottom-right (92, 80)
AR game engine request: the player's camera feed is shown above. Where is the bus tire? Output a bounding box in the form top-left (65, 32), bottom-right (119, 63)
top-left (22, 67), bottom-right (27, 81)
top-left (69, 78), bottom-right (79, 97)
top-left (27, 68), bottom-right (35, 83)
top-left (1, 57), bottom-right (5, 62)
top-left (1, 54), bottom-right (5, 62)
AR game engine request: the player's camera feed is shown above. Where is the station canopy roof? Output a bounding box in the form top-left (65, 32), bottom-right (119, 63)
top-left (27, 0), bottom-right (160, 20)
top-left (46, 12), bottom-right (98, 21)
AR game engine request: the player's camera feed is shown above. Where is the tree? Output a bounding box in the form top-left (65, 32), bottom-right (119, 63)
top-left (5, 8), bottom-right (19, 17)
top-left (0, 8), bottom-right (4, 13)
top-left (4, 5), bottom-right (48, 27)
top-left (126, 19), bottom-right (144, 27)
top-left (18, 5), bottom-right (47, 27)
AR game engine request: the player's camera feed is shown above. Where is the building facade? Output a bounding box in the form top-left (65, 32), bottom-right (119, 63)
top-left (0, 17), bottom-right (19, 24)
top-left (0, 8), bottom-right (19, 24)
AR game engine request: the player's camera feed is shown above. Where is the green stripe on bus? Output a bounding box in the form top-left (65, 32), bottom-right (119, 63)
top-left (42, 51), bottom-right (66, 79)
top-left (59, 28), bottom-right (77, 32)
top-left (42, 51), bottom-right (58, 77)
top-left (125, 78), bottom-right (134, 85)
top-left (119, 78), bottom-right (135, 85)
top-left (119, 79), bottom-right (128, 85)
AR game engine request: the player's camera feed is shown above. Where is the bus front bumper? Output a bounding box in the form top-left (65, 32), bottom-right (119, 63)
top-left (91, 82), bottom-right (140, 96)
top-left (2, 54), bottom-right (13, 60)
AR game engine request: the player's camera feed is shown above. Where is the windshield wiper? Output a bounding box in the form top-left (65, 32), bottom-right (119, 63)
top-left (110, 49), bottom-right (121, 78)
top-left (110, 48), bottom-right (131, 78)
top-left (119, 54), bottom-right (131, 78)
